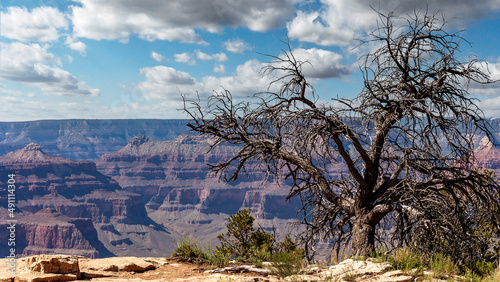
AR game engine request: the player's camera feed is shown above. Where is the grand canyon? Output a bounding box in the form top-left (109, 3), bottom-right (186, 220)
top-left (1, 119), bottom-right (499, 259)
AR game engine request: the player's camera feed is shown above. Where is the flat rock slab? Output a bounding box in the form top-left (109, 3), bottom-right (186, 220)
top-left (79, 257), bottom-right (162, 274)
top-left (23, 255), bottom-right (81, 278)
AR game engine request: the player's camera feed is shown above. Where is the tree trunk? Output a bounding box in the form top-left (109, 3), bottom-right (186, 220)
top-left (351, 213), bottom-right (375, 257)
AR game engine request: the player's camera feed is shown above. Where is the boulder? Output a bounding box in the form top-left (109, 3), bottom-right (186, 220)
top-left (24, 255), bottom-right (81, 279)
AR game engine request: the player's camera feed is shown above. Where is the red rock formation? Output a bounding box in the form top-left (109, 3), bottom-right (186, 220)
top-left (0, 143), bottom-right (175, 258)
top-left (96, 134), bottom-right (305, 247)
top-left (475, 136), bottom-right (500, 172)
top-left (0, 208), bottom-right (105, 258)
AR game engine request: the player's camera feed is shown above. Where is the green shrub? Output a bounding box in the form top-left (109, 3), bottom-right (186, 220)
top-left (207, 249), bottom-right (230, 267)
top-left (216, 209), bottom-right (304, 263)
top-left (463, 261), bottom-right (499, 282)
top-left (217, 209), bottom-right (261, 259)
top-left (370, 246), bottom-right (390, 263)
top-left (269, 250), bottom-right (305, 278)
top-left (430, 253), bottom-right (457, 279)
top-left (170, 236), bottom-right (210, 264)
top-left (475, 261), bottom-right (496, 277)
top-left (388, 248), bottom-right (425, 272)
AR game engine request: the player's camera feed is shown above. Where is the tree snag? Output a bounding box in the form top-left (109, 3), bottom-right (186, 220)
top-left (183, 10), bottom-right (500, 260)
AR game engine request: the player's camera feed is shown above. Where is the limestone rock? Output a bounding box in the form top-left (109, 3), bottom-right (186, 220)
top-left (24, 255), bottom-right (81, 279)
top-left (323, 258), bottom-right (392, 277)
top-left (79, 257), bottom-right (159, 273)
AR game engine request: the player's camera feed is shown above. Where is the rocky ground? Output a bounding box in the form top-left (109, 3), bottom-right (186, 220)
top-left (0, 255), bottom-right (465, 281)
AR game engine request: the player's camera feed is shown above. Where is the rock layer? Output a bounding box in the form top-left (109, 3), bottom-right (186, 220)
top-left (96, 134), bottom-right (304, 246)
top-left (0, 144), bottom-right (175, 258)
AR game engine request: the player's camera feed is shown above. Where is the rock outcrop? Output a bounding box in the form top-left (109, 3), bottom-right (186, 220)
top-left (0, 144), bottom-right (176, 258)
top-left (475, 136), bottom-right (500, 172)
top-left (96, 134), bottom-right (304, 246)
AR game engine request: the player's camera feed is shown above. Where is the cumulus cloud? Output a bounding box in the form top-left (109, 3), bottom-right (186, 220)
top-left (174, 53), bottom-right (196, 65)
top-left (196, 51), bottom-right (212, 61)
top-left (0, 42), bottom-right (100, 96)
top-left (70, 0), bottom-right (295, 43)
top-left (65, 36), bottom-right (87, 54)
top-left (151, 52), bottom-right (165, 62)
top-left (214, 64), bottom-right (226, 74)
top-left (291, 48), bottom-right (351, 79)
top-left (469, 58), bottom-right (500, 98)
top-left (138, 59), bottom-right (274, 101)
top-left (196, 51), bottom-right (228, 62)
top-left (288, 0), bottom-right (500, 46)
top-left (138, 66), bottom-right (197, 101)
top-left (478, 97), bottom-right (500, 118)
top-left (223, 38), bottom-right (254, 54)
top-left (1, 6), bottom-right (68, 42)
top-left (138, 47), bottom-right (349, 102)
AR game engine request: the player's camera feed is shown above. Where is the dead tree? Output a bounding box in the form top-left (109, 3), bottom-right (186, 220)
top-left (183, 10), bottom-right (500, 259)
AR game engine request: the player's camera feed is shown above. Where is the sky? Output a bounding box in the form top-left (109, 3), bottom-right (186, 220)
top-left (1, 0), bottom-right (500, 121)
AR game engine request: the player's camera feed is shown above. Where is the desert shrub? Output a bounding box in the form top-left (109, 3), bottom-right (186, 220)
top-left (207, 249), bottom-right (230, 267)
top-left (369, 246), bottom-right (390, 263)
top-left (475, 261), bottom-right (496, 277)
top-left (430, 253), bottom-right (458, 279)
top-left (269, 250), bottom-right (305, 278)
top-left (388, 247), bottom-right (425, 272)
top-left (216, 209), bottom-right (305, 263)
top-left (278, 234), bottom-right (299, 253)
top-left (463, 261), bottom-right (499, 282)
top-left (170, 236), bottom-right (210, 264)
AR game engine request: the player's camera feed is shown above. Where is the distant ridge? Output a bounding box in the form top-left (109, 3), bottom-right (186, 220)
top-left (0, 119), bottom-right (190, 160)
top-left (0, 118), bottom-right (498, 160)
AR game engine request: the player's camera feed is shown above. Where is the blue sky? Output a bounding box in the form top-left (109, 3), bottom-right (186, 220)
top-left (1, 0), bottom-right (500, 121)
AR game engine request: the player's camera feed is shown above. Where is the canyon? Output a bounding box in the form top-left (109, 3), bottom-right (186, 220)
top-left (0, 142), bottom-right (176, 258)
top-left (0, 119), bottom-right (499, 259)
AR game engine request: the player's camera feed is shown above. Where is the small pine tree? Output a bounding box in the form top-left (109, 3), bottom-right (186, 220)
top-left (217, 209), bottom-right (256, 258)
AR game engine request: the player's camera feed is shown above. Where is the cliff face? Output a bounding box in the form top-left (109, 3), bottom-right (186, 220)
top-left (475, 136), bottom-right (500, 172)
top-left (0, 144), bottom-right (175, 258)
top-left (96, 134), bottom-right (305, 246)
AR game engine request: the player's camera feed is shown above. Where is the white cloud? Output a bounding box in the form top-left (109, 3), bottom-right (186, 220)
top-left (196, 51), bottom-right (213, 61)
top-left (66, 55), bottom-right (74, 63)
top-left (223, 38), bottom-right (253, 54)
top-left (70, 0), bottom-right (295, 43)
top-left (65, 36), bottom-right (87, 54)
top-left (478, 97), bottom-right (500, 118)
top-left (151, 52), bottom-right (165, 62)
top-left (203, 59), bottom-right (275, 97)
top-left (0, 42), bottom-right (100, 96)
top-left (196, 51), bottom-right (228, 62)
top-left (138, 66), bottom-right (197, 101)
top-left (0, 84), bottom-right (35, 98)
top-left (138, 59), bottom-right (276, 102)
top-left (291, 48), bottom-right (351, 79)
top-left (214, 64), bottom-right (226, 74)
top-left (1, 6), bottom-right (68, 42)
top-left (174, 53), bottom-right (196, 65)
top-left (288, 0), bottom-right (500, 46)
top-left (138, 49), bottom-right (350, 102)
top-left (213, 53), bottom-right (229, 62)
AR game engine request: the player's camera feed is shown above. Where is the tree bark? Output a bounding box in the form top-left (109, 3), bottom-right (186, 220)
top-left (351, 213), bottom-right (376, 257)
